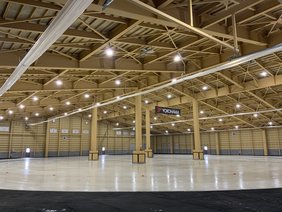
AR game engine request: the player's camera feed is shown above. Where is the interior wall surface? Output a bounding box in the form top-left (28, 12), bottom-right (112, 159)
top-left (97, 123), bottom-right (138, 155)
top-left (47, 116), bottom-right (90, 157)
top-left (152, 128), bottom-right (282, 156)
top-left (2, 118), bottom-right (282, 158)
top-left (0, 119), bottom-right (45, 159)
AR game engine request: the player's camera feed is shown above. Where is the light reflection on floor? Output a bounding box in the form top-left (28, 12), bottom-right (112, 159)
top-left (0, 155), bottom-right (282, 191)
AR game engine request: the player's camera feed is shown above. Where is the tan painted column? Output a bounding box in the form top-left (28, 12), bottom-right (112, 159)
top-left (145, 107), bottom-right (153, 158)
top-left (215, 132), bottom-right (220, 155)
top-left (132, 95), bottom-right (146, 163)
top-left (262, 129), bottom-right (268, 156)
top-left (8, 120), bottom-right (13, 158)
top-left (45, 122), bottom-right (50, 158)
top-left (57, 119), bottom-right (61, 157)
top-left (192, 99), bottom-right (204, 160)
top-left (89, 107), bottom-right (99, 160)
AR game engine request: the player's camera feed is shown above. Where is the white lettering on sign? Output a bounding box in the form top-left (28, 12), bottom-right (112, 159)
top-left (155, 106), bottom-right (181, 115)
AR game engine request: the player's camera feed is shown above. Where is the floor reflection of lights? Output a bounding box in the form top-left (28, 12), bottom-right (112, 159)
top-left (0, 155), bottom-right (282, 191)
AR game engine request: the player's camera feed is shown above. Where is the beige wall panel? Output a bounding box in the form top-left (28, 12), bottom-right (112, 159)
top-left (266, 128), bottom-right (281, 155)
top-left (240, 131), bottom-right (254, 149)
top-left (229, 131), bottom-right (241, 150)
top-left (208, 133), bottom-right (216, 149)
top-left (219, 131), bottom-right (230, 154)
top-left (252, 129), bottom-right (264, 149)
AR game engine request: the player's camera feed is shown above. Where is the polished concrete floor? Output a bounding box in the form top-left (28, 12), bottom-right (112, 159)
top-left (0, 155), bottom-right (282, 191)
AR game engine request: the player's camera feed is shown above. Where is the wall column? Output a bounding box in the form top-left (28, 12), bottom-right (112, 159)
top-left (132, 95), bottom-right (146, 163)
top-left (215, 132), bottom-right (220, 155)
top-left (145, 107), bottom-right (153, 158)
top-left (262, 129), bottom-right (268, 156)
top-left (45, 122), bottom-right (50, 158)
top-left (89, 107), bottom-right (99, 160)
top-left (192, 99), bottom-right (204, 160)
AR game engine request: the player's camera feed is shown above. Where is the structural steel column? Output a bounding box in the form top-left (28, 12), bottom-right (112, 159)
top-left (145, 107), bottom-right (153, 158)
top-left (45, 122), bottom-right (50, 158)
top-left (132, 95), bottom-right (146, 163)
top-left (215, 132), bottom-right (220, 155)
top-left (262, 129), bottom-right (268, 156)
top-left (192, 99), bottom-right (204, 159)
top-left (89, 107), bottom-right (99, 160)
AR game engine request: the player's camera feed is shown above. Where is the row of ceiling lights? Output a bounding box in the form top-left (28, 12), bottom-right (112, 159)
top-left (0, 47), bottom-right (272, 124)
top-left (104, 47), bottom-right (270, 78)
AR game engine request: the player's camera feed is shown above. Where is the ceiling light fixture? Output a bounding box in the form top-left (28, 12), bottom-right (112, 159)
top-left (25, 117), bottom-right (29, 121)
top-left (167, 94), bottom-right (172, 99)
top-left (19, 104), bottom-right (25, 109)
top-left (84, 93), bottom-right (90, 98)
top-left (202, 86), bottom-right (208, 91)
top-left (0, 116), bottom-right (4, 120)
top-left (115, 79), bottom-right (121, 85)
top-left (173, 54), bottom-right (181, 62)
top-left (260, 71), bottom-right (268, 77)
top-left (55, 80), bottom-right (63, 86)
top-left (171, 123), bottom-right (175, 126)
top-left (35, 113), bottom-right (39, 117)
top-left (165, 130), bottom-right (168, 134)
top-left (8, 110), bottom-right (13, 115)
top-left (116, 122), bottom-right (119, 126)
top-left (123, 106), bottom-right (127, 109)
top-left (253, 113), bottom-right (258, 118)
top-left (236, 103), bottom-right (241, 109)
top-left (187, 128), bottom-right (191, 132)
top-left (235, 125), bottom-right (239, 129)
top-left (64, 112), bottom-right (68, 116)
top-left (154, 117), bottom-right (157, 120)
top-left (268, 121), bottom-right (273, 126)
top-left (65, 101), bottom-right (71, 105)
top-left (33, 96), bottom-right (39, 101)
top-left (105, 47), bottom-right (114, 57)
top-left (88, 114), bottom-right (92, 118)
top-left (145, 100), bottom-right (149, 104)
top-left (103, 110), bottom-right (107, 114)
top-left (218, 118), bottom-right (223, 122)
top-left (200, 110), bottom-right (204, 114)
top-left (49, 107), bottom-right (54, 111)
top-left (211, 127), bottom-right (215, 131)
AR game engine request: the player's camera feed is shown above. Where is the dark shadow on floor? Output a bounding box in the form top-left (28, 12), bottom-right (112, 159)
top-left (1, 188), bottom-right (282, 212)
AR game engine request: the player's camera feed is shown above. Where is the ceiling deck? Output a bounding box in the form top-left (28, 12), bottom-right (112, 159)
top-left (0, 0), bottom-right (281, 134)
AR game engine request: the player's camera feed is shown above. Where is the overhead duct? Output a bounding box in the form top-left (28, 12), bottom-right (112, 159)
top-left (0, 0), bottom-right (93, 97)
top-left (102, 0), bottom-right (115, 10)
top-left (29, 43), bottom-right (282, 126)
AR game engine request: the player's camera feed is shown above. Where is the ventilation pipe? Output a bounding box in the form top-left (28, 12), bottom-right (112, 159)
top-left (0, 0), bottom-right (94, 96)
top-left (29, 43), bottom-right (282, 126)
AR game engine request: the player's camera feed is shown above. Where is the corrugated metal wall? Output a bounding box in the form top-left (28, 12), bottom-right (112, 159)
top-left (47, 116), bottom-right (90, 157)
top-left (0, 119), bottom-right (45, 158)
top-left (152, 128), bottom-right (282, 156)
top-left (97, 124), bottom-right (136, 154)
top-left (1, 118), bottom-right (282, 158)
